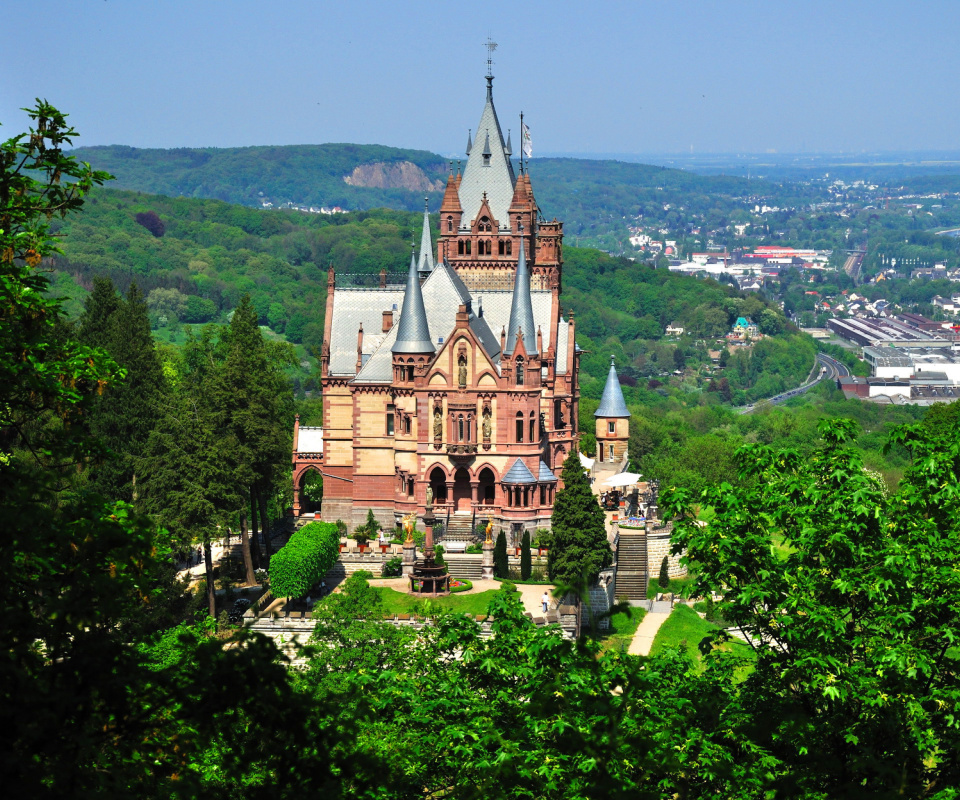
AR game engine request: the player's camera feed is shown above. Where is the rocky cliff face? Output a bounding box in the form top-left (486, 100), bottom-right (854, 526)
top-left (343, 161), bottom-right (443, 192)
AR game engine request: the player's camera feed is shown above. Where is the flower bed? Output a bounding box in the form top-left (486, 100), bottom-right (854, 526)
top-left (450, 578), bottom-right (473, 593)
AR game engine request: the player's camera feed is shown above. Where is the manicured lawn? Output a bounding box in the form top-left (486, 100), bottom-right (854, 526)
top-left (597, 605), bottom-right (646, 654)
top-left (650, 605), bottom-right (755, 672)
top-left (647, 573), bottom-right (698, 599)
top-left (375, 587), bottom-right (499, 617)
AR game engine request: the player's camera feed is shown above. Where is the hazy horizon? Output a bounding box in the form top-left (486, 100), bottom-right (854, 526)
top-left (5, 0), bottom-right (960, 156)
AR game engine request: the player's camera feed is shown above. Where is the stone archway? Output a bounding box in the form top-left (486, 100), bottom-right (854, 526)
top-left (453, 467), bottom-right (472, 512)
top-left (430, 467), bottom-right (448, 504)
top-left (478, 467), bottom-right (496, 505)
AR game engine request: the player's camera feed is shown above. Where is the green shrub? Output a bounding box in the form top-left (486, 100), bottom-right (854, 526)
top-left (434, 544), bottom-right (445, 567)
top-left (658, 556), bottom-right (670, 590)
top-left (269, 521), bottom-right (340, 598)
top-left (381, 556), bottom-right (403, 577)
top-left (499, 581), bottom-right (517, 593)
top-left (465, 542), bottom-right (483, 554)
top-left (450, 578), bottom-right (473, 594)
top-left (520, 531), bottom-right (531, 580)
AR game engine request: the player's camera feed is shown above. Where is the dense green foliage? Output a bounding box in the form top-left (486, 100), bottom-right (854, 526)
top-left (70, 142), bottom-right (448, 211)
top-left (549, 449), bottom-right (612, 587)
top-left (269, 521), bottom-right (340, 599)
top-left (662, 418), bottom-right (960, 797)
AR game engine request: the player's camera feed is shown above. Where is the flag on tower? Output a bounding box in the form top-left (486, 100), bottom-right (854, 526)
top-left (521, 121), bottom-right (532, 160)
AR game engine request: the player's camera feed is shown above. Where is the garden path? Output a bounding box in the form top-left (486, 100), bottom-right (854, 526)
top-left (627, 607), bottom-right (673, 656)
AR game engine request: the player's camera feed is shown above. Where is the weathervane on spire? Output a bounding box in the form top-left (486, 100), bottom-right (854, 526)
top-left (485, 38), bottom-right (498, 78)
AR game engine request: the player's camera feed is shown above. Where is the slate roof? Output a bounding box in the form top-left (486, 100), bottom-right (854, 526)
top-left (555, 317), bottom-right (569, 375)
top-left (595, 356), bottom-right (631, 418)
top-left (393, 250), bottom-right (435, 354)
top-left (459, 77), bottom-right (516, 228)
top-left (328, 288), bottom-right (404, 376)
top-left (296, 427), bottom-right (324, 454)
top-left (502, 458), bottom-right (537, 485)
top-left (538, 460), bottom-right (557, 482)
top-left (417, 200), bottom-right (435, 275)
top-left (503, 236), bottom-right (538, 356)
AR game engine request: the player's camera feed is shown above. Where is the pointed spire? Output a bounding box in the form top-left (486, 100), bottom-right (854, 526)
top-left (417, 197), bottom-right (435, 275)
top-left (482, 130), bottom-right (491, 159)
top-left (392, 247), bottom-right (434, 354)
top-left (505, 129), bottom-right (512, 156)
top-left (595, 356), bottom-right (631, 418)
top-left (465, 129), bottom-right (472, 156)
top-left (504, 226), bottom-right (537, 356)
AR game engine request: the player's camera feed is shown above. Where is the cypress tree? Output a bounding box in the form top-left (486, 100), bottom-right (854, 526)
top-left (494, 530), bottom-right (508, 579)
top-left (658, 556), bottom-right (671, 590)
top-left (77, 276), bottom-right (120, 349)
top-left (548, 448), bottom-right (612, 588)
top-left (520, 530), bottom-right (532, 580)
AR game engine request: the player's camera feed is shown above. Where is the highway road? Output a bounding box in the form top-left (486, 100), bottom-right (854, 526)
top-left (740, 352), bottom-right (849, 414)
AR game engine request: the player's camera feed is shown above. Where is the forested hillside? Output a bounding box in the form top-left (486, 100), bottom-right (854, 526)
top-left (69, 144), bottom-right (804, 250)
top-left (50, 188), bottom-right (806, 401)
top-left (70, 143), bottom-right (448, 211)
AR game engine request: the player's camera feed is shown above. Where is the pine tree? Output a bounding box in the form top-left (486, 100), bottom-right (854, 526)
top-left (494, 530), bottom-right (508, 579)
top-left (520, 530), bottom-right (532, 580)
top-left (658, 556), bottom-right (670, 590)
top-left (80, 281), bottom-right (165, 504)
top-left (548, 448), bottom-right (612, 588)
top-left (214, 295), bottom-right (292, 573)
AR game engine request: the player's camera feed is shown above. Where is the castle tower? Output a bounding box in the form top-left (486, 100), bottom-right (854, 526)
top-left (417, 198), bottom-right (435, 278)
top-left (595, 356), bottom-right (630, 464)
top-left (392, 248), bottom-right (435, 385)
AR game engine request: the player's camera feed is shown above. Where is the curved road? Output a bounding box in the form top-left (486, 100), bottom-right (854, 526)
top-left (740, 352), bottom-right (849, 414)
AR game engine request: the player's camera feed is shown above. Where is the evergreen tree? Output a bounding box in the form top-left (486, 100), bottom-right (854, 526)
top-left (520, 530), bottom-right (532, 580)
top-left (215, 295), bottom-right (293, 568)
top-left (549, 448), bottom-right (612, 588)
top-left (658, 556), bottom-right (670, 590)
top-left (140, 330), bottom-right (243, 615)
top-left (494, 530), bottom-right (508, 579)
top-left (80, 281), bottom-right (165, 504)
top-left (77, 275), bottom-right (120, 349)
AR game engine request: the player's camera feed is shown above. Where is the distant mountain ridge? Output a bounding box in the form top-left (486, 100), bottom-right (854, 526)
top-left (69, 143), bottom-right (449, 212)
top-left (69, 143), bottom-right (789, 249)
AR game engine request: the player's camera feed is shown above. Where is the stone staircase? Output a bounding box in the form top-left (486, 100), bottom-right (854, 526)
top-left (443, 512), bottom-right (476, 543)
top-left (615, 532), bottom-right (649, 601)
top-left (444, 553), bottom-right (483, 579)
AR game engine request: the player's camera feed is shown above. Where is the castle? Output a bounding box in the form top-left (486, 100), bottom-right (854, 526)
top-left (292, 73), bottom-right (628, 539)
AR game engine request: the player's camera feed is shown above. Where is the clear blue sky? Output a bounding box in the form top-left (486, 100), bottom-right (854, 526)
top-left (2, 0), bottom-right (958, 155)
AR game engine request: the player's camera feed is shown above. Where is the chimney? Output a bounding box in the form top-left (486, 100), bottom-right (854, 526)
top-left (382, 309), bottom-right (393, 332)
top-left (356, 323), bottom-right (364, 373)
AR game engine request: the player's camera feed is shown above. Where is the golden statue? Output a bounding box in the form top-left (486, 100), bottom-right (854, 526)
top-left (403, 512), bottom-right (416, 544)
top-left (484, 516), bottom-right (493, 544)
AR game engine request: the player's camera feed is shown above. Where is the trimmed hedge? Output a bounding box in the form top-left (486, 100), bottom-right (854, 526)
top-left (270, 521), bottom-right (340, 598)
top-left (450, 578), bottom-right (473, 594)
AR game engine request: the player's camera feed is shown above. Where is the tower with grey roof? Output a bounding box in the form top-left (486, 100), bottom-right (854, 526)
top-left (595, 356), bottom-right (631, 465)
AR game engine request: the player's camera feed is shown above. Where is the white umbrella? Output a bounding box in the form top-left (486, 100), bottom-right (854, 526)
top-left (603, 472), bottom-right (641, 487)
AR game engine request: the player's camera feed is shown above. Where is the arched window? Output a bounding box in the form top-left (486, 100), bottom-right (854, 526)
top-left (498, 240), bottom-right (505, 255)
top-left (529, 412), bottom-right (536, 443)
top-left (479, 216), bottom-right (491, 232)
top-left (465, 240), bottom-right (472, 255)
top-left (515, 412), bottom-right (524, 443)
top-left (458, 240), bottom-right (464, 255)
top-left (446, 215), bottom-right (453, 233)
top-left (458, 415), bottom-right (465, 442)
top-left (506, 240), bottom-right (513, 255)
top-left (516, 357), bottom-right (524, 387)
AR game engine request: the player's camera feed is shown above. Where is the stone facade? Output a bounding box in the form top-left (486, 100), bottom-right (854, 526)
top-left (294, 76), bottom-right (581, 537)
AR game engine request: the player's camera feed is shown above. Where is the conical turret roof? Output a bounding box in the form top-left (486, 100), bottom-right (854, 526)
top-left (503, 233), bottom-right (537, 356)
top-left (595, 356), bottom-right (630, 418)
top-left (458, 75), bottom-right (516, 227)
top-left (392, 249), bottom-right (434, 354)
top-left (417, 198), bottom-right (435, 275)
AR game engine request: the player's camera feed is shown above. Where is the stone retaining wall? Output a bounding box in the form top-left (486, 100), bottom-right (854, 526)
top-left (646, 525), bottom-right (685, 578)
